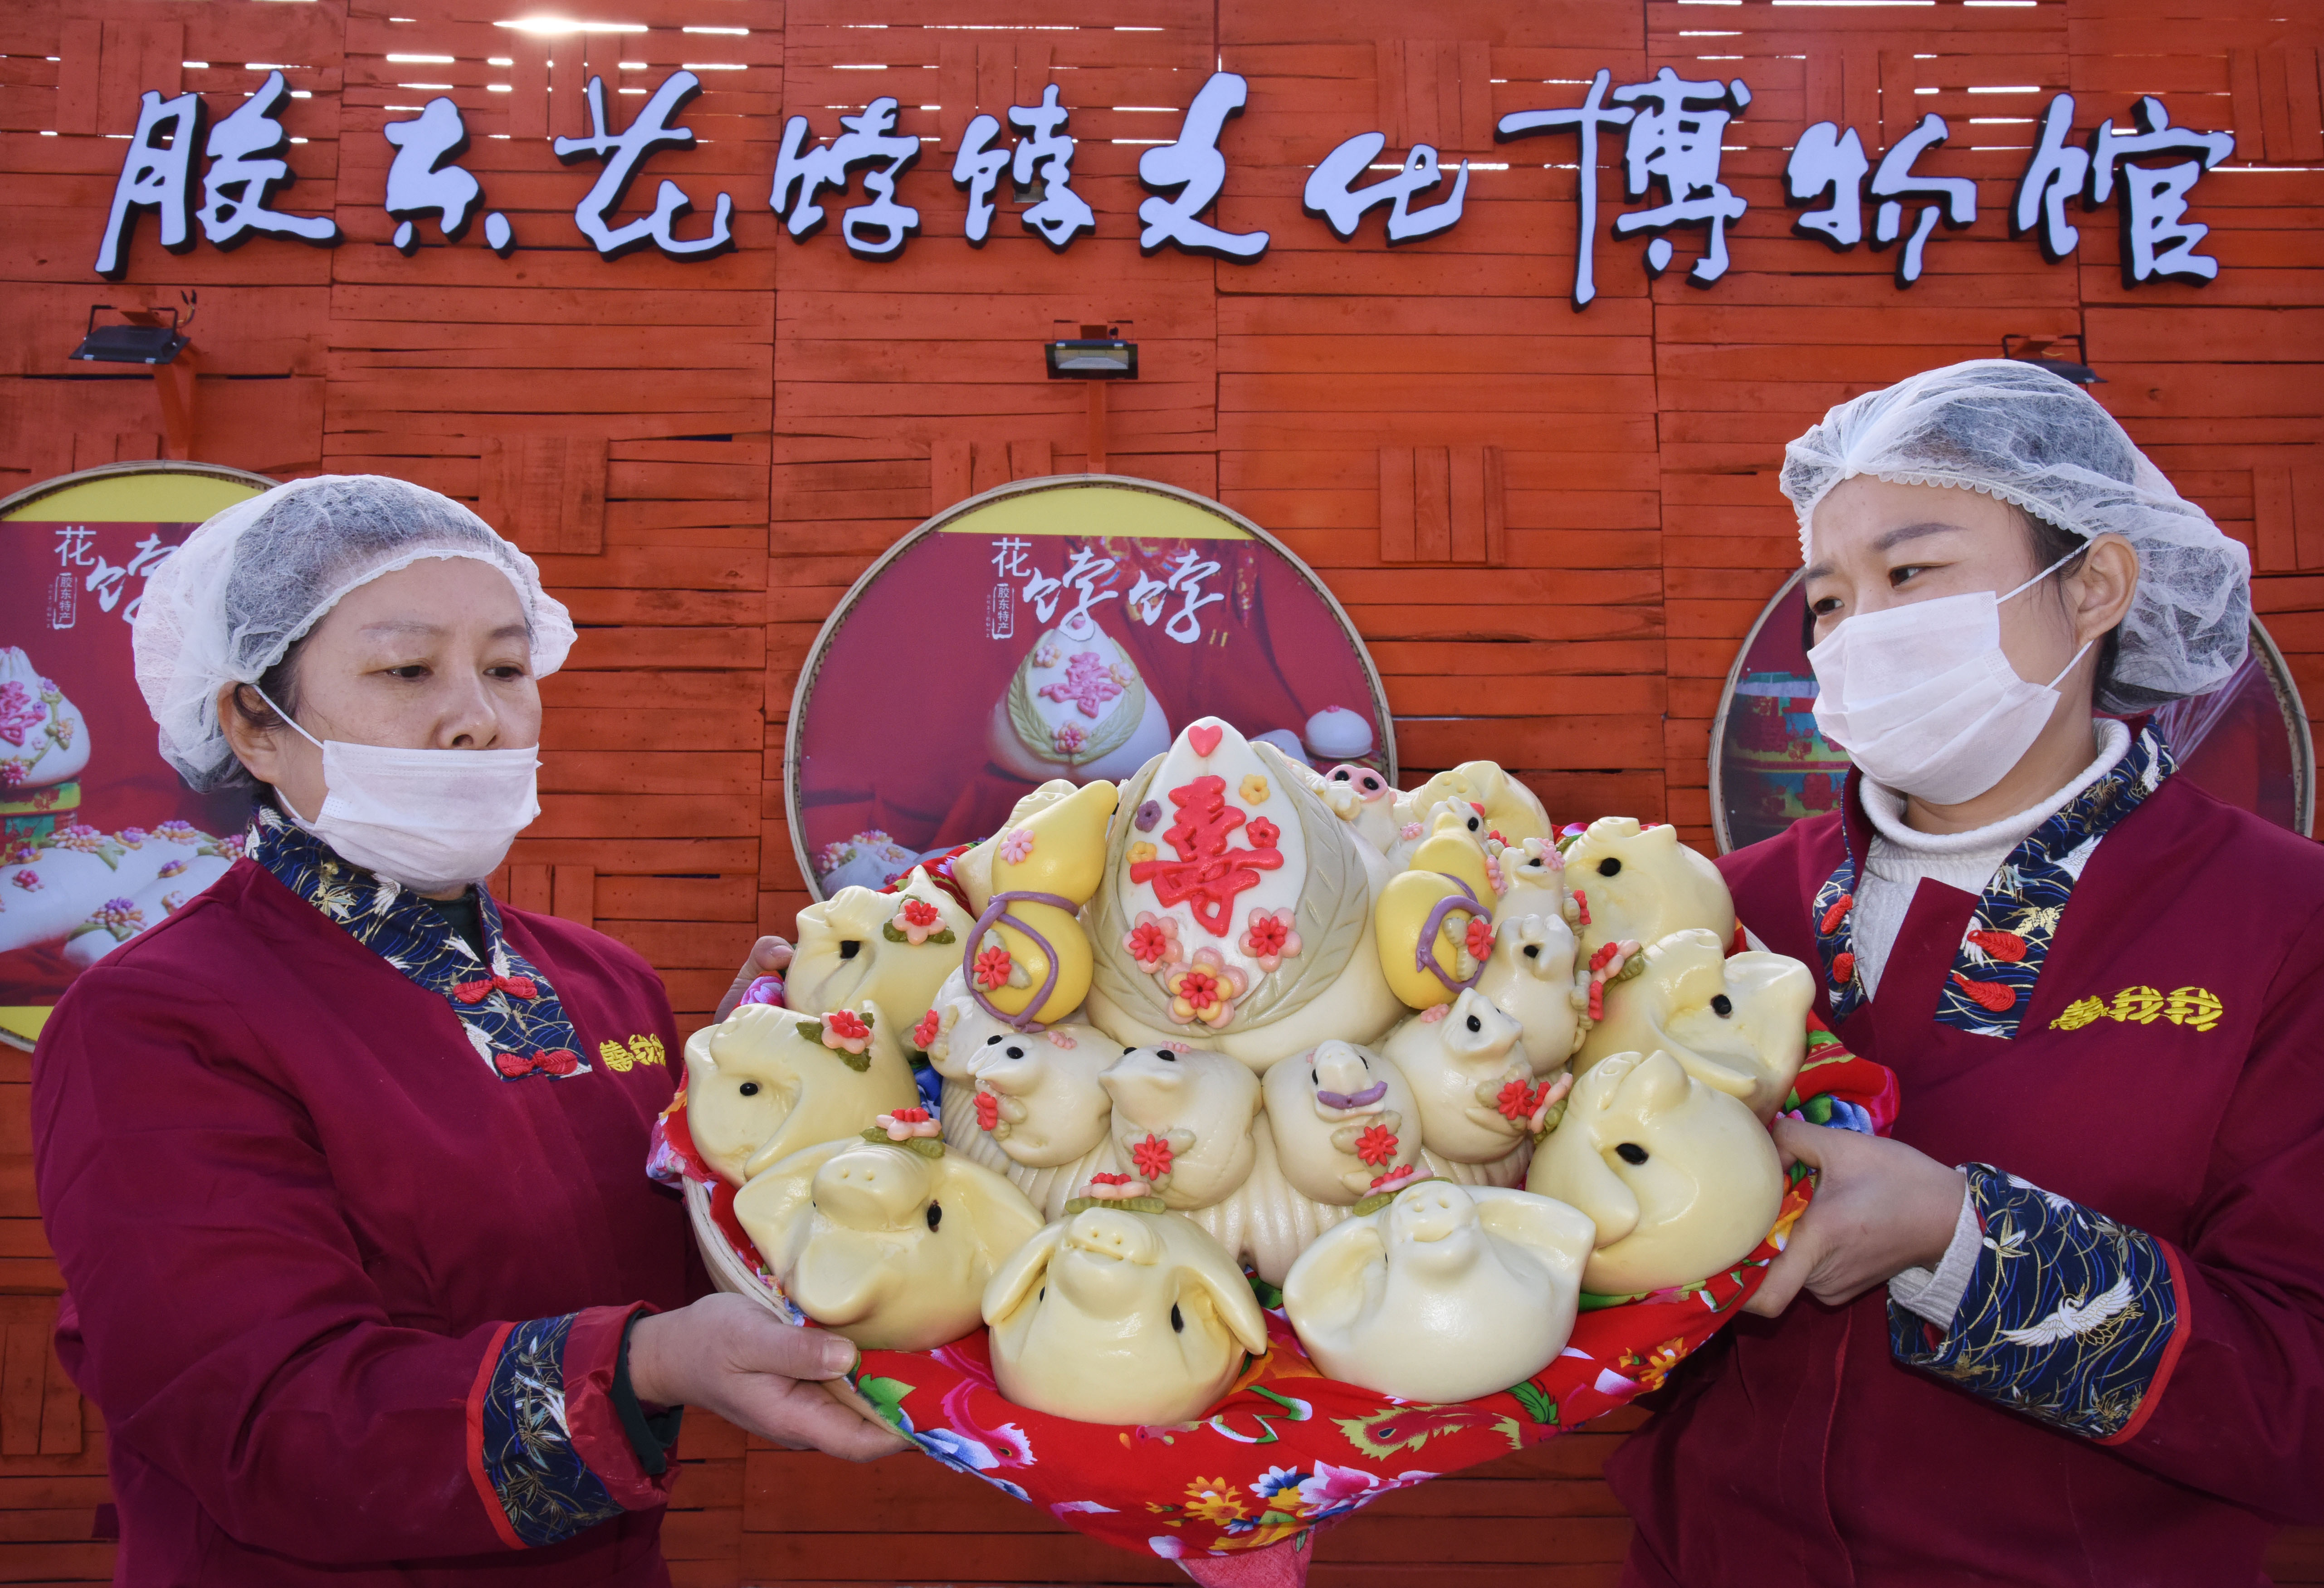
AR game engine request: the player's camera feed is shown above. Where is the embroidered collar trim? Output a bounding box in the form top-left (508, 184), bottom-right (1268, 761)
top-left (249, 806), bottom-right (589, 1081)
top-left (1812, 724), bottom-right (2173, 1039)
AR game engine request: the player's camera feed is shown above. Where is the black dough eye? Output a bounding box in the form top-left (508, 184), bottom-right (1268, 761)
top-left (1171, 1303), bottom-right (1185, 1333)
top-left (1597, 857), bottom-right (1622, 877)
top-left (1616, 1142), bottom-right (1649, 1166)
top-left (1711, 994), bottom-right (1733, 1017)
top-left (1159, 1049), bottom-right (1177, 1062)
top-left (1332, 769), bottom-right (1351, 782)
top-left (1524, 944), bottom-right (1541, 959)
top-left (1467, 816), bottom-right (1481, 831)
top-left (985, 1033), bottom-right (1003, 1045)
top-left (1006, 1045), bottom-right (1025, 1059)
top-left (926, 1201), bottom-right (942, 1231)
top-left (738, 1081), bottom-right (760, 1097)
top-left (838, 940), bottom-right (862, 960)
top-left (1039, 1286), bottom-right (1045, 1302)
top-left (1465, 1014), bottom-right (1481, 1033)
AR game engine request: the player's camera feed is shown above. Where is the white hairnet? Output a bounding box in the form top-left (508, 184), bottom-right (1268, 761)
top-left (1782, 358), bottom-right (2250, 711)
top-left (133, 474), bottom-right (577, 791)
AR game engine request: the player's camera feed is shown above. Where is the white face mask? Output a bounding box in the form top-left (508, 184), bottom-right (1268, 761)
top-left (1808, 548), bottom-right (2094, 806)
top-left (256, 689), bottom-right (541, 893)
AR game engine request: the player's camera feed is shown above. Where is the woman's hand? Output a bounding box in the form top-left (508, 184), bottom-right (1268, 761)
top-left (715, 937), bottom-right (793, 1023)
top-left (1744, 1118), bottom-right (1968, 1319)
top-left (625, 1295), bottom-right (912, 1461)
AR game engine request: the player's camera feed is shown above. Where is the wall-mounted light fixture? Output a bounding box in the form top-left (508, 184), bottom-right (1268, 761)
top-left (1045, 329), bottom-right (1138, 381)
top-left (71, 303), bottom-right (190, 365)
top-left (2002, 333), bottom-right (2103, 386)
top-left (1048, 322), bottom-right (1136, 474)
top-left (68, 294), bottom-right (202, 458)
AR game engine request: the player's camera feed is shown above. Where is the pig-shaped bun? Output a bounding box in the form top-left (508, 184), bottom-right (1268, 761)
top-left (1282, 1177), bottom-right (1595, 1402)
top-left (736, 1137), bottom-right (1044, 1351)
top-left (1526, 1048), bottom-right (1782, 1296)
top-left (982, 1203), bottom-right (1270, 1425)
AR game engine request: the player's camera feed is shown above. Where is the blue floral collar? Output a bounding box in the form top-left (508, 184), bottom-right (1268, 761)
top-left (1812, 723), bottom-right (2173, 1038)
top-left (249, 806), bottom-right (591, 1081)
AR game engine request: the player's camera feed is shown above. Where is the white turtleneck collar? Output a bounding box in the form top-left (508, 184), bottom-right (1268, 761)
top-left (1850, 718), bottom-right (2131, 996)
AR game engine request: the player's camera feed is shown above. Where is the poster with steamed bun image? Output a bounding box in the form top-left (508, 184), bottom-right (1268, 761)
top-left (0, 465), bottom-right (273, 1050)
top-left (787, 478), bottom-right (1394, 898)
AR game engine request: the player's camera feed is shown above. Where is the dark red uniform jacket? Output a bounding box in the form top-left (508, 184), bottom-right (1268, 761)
top-left (33, 831), bottom-right (699, 1587)
top-left (1611, 757), bottom-right (2324, 1586)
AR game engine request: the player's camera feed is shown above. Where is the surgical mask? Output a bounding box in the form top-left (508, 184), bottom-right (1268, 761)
top-left (1808, 548), bottom-right (2094, 806)
top-left (255, 688), bottom-right (541, 893)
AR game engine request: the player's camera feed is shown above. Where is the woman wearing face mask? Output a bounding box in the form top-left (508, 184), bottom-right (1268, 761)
top-left (1609, 362), bottom-right (2324, 1584)
top-left (31, 477), bottom-right (905, 1588)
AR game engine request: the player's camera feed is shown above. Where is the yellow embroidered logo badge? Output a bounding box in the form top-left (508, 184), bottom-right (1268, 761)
top-left (2049, 986), bottom-right (2222, 1033)
top-left (596, 1034), bottom-right (669, 1072)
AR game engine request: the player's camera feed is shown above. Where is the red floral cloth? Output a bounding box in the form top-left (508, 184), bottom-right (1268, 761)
top-left (654, 1019), bottom-right (1895, 1568)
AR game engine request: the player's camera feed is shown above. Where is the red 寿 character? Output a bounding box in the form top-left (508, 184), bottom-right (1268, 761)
top-left (1128, 774), bottom-right (1284, 937)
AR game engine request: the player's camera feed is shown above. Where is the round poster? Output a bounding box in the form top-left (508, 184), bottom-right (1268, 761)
top-left (1710, 569), bottom-right (2315, 853)
top-left (0, 462), bottom-right (276, 1050)
top-left (786, 476), bottom-right (1393, 897)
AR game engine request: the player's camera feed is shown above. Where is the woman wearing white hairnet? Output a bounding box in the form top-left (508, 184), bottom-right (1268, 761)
top-left (1609, 362), bottom-right (2324, 1586)
top-left (29, 477), bottom-right (903, 1588)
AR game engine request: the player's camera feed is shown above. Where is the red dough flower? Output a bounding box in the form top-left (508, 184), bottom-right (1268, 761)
top-left (1132, 1133), bottom-right (1175, 1180)
top-left (824, 1009), bottom-right (871, 1044)
top-left (1177, 967), bottom-right (1220, 1012)
top-left (1495, 1076), bottom-right (1541, 1123)
top-left (1571, 888), bottom-right (1591, 926)
top-left (912, 1008), bottom-right (941, 1049)
top-left (1244, 913), bottom-right (1288, 958)
top-left (973, 946), bottom-right (1014, 991)
top-left (1245, 817), bottom-right (1280, 849)
top-left (1464, 917), bottom-right (1495, 961)
top-left (902, 898), bottom-right (940, 928)
top-left (1353, 1123), bottom-right (1400, 1167)
top-left (974, 1090), bottom-right (1001, 1131)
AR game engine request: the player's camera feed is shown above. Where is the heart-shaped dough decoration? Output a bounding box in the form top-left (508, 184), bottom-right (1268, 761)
top-left (982, 1200), bottom-right (1271, 1425)
top-left (736, 1136), bottom-right (1045, 1351)
top-left (1577, 929), bottom-right (1815, 1122)
top-left (1526, 1048), bottom-right (1783, 1297)
top-left (1281, 1176), bottom-right (1596, 1403)
top-left (1084, 717), bottom-right (1400, 1070)
top-left (681, 1000), bottom-right (919, 1185)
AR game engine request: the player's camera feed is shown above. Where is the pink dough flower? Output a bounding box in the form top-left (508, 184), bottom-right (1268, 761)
top-left (1164, 947), bottom-right (1247, 1029)
top-left (889, 896), bottom-right (945, 945)
top-left (819, 1009), bottom-right (872, 1055)
top-left (1123, 910), bottom-right (1180, 972)
top-left (1238, 908), bottom-right (1301, 973)
top-left (999, 826), bottom-right (1035, 865)
top-left (1052, 722), bottom-right (1087, 756)
top-left (11, 870), bottom-right (38, 892)
top-left (876, 1107), bottom-right (941, 1141)
top-left (1400, 822), bottom-right (1424, 842)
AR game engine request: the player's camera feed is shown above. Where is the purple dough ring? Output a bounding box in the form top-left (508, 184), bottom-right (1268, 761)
top-left (962, 889), bottom-right (1079, 1033)
top-left (1416, 874), bottom-right (1486, 993)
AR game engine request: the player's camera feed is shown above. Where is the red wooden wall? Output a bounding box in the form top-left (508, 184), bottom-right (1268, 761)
top-left (4, 0), bottom-right (2324, 1580)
